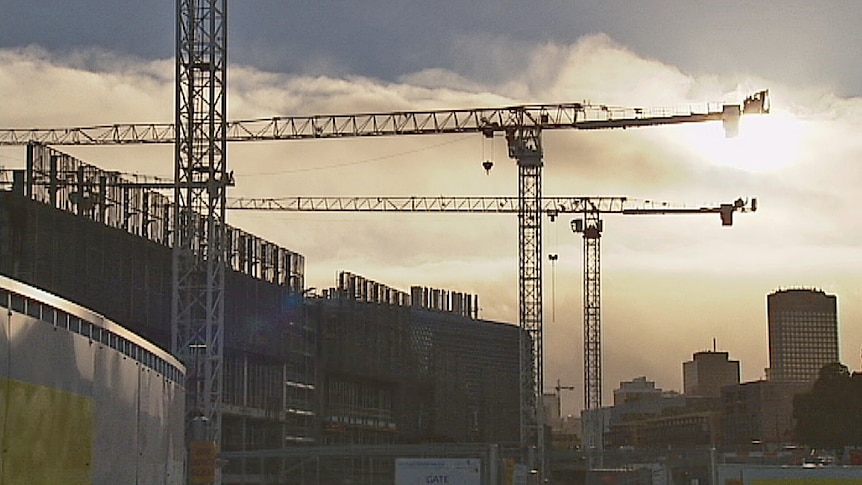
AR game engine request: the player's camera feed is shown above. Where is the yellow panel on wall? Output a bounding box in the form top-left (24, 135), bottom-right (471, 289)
top-left (752, 480), bottom-right (862, 485)
top-left (0, 377), bottom-right (93, 485)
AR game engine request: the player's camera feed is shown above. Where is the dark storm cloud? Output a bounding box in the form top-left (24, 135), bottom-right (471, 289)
top-left (0, 0), bottom-right (174, 58)
top-left (2, 1), bottom-right (860, 96)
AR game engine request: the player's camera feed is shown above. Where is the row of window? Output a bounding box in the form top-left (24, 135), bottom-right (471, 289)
top-left (0, 287), bottom-right (184, 385)
top-left (27, 144), bottom-right (306, 290)
top-left (325, 379), bottom-right (393, 420)
top-left (222, 359), bottom-right (315, 410)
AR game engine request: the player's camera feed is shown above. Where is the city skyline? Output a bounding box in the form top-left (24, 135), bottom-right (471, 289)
top-left (1, 1), bottom-right (860, 414)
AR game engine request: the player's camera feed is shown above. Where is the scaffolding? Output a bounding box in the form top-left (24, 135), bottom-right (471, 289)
top-left (16, 143), bottom-right (304, 289)
top-left (0, 144), bottom-right (317, 469)
top-left (1, 146), bottom-right (526, 484)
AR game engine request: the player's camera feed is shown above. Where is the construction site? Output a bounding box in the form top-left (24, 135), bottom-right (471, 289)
top-left (0, 142), bottom-right (524, 484)
top-left (0, 2), bottom-right (774, 484)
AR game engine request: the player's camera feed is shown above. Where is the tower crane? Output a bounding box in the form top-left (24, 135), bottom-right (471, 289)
top-left (0, 90), bottom-right (769, 475)
top-left (572, 198), bottom-right (748, 411)
top-left (570, 197), bottom-right (754, 450)
top-left (0, 0), bottom-right (770, 473)
top-left (553, 379), bottom-right (576, 423)
top-left (225, 194), bottom-right (756, 451)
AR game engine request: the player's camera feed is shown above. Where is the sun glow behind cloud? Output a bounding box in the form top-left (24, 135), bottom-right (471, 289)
top-left (661, 109), bottom-right (811, 173)
top-left (1, 34), bottom-right (860, 411)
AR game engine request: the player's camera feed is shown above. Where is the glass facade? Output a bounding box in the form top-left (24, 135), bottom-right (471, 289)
top-left (766, 289), bottom-right (838, 382)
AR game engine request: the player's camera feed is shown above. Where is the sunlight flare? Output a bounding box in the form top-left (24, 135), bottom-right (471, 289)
top-left (667, 111), bottom-right (810, 173)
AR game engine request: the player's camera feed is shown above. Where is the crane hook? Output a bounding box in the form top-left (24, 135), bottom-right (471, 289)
top-left (482, 160), bottom-right (493, 174)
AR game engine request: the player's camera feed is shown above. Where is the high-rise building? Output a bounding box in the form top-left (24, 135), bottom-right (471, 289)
top-left (766, 288), bottom-right (839, 382)
top-left (683, 350), bottom-right (740, 398)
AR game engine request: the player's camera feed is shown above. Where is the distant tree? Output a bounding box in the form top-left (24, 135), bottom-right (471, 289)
top-left (793, 363), bottom-right (862, 451)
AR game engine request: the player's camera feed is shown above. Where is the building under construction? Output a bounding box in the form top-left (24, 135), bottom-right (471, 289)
top-left (0, 143), bottom-right (521, 483)
top-left (314, 271), bottom-right (520, 446)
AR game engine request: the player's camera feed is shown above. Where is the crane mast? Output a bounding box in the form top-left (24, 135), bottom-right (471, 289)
top-left (575, 205), bottom-right (603, 412)
top-left (509, 126), bottom-right (545, 453)
top-left (174, 0), bottom-right (228, 451)
top-left (571, 198), bottom-right (751, 450)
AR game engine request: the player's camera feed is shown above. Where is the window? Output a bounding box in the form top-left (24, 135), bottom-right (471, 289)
top-left (57, 311), bottom-right (70, 330)
top-left (10, 293), bottom-right (25, 313)
top-left (69, 317), bottom-right (81, 333)
top-left (25, 299), bottom-right (40, 319)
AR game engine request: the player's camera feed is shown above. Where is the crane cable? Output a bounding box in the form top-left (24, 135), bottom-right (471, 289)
top-left (236, 135), bottom-right (472, 177)
top-left (549, 219), bottom-right (559, 325)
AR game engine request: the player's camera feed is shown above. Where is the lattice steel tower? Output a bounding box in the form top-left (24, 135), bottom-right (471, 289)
top-left (172, 0), bottom-right (228, 447)
top-left (506, 127), bottom-right (544, 462)
top-left (578, 206), bottom-right (603, 411)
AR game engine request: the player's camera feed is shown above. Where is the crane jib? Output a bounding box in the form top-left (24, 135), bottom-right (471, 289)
top-left (0, 90), bottom-right (768, 146)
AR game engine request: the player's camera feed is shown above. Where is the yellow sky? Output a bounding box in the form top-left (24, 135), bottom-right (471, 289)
top-left (1, 35), bottom-right (860, 413)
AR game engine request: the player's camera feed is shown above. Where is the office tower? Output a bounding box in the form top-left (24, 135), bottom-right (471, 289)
top-left (766, 288), bottom-right (839, 382)
top-left (683, 350), bottom-right (740, 398)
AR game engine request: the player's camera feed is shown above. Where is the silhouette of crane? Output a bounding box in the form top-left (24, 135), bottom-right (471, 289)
top-left (0, 1), bottom-right (770, 474)
top-left (226, 193), bottom-right (756, 448)
top-left (553, 379), bottom-right (576, 421)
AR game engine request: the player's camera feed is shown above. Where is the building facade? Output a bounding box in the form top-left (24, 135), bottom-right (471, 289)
top-left (1, 144), bottom-right (523, 484)
top-left (596, 377), bottom-right (687, 448)
top-left (0, 146), bottom-right (318, 471)
top-left (612, 376), bottom-right (685, 416)
top-left (766, 289), bottom-right (839, 382)
top-left (721, 379), bottom-right (810, 445)
top-left (311, 272), bottom-right (521, 447)
top-left (683, 351), bottom-right (740, 398)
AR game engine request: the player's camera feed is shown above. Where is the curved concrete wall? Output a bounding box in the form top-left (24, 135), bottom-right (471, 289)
top-left (0, 275), bottom-right (186, 485)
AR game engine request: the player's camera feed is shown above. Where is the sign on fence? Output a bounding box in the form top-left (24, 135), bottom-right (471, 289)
top-left (395, 458), bottom-right (481, 485)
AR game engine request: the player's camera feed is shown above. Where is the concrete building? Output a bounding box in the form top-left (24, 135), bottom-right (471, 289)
top-left (550, 416), bottom-right (581, 451)
top-left (766, 288), bottom-right (839, 382)
top-left (612, 376), bottom-right (685, 417)
top-left (580, 406), bottom-right (613, 450)
top-left (543, 392), bottom-right (562, 428)
top-left (310, 271), bottom-right (520, 447)
top-left (721, 379), bottom-right (810, 445)
top-left (593, 377), bottom-right (687, 448)
top-left (613, 376), bottom-right (658, 406)
top-left (683, 350), bottom-right (740, 398)
top-left (607, 411), bottom-right (722, 448)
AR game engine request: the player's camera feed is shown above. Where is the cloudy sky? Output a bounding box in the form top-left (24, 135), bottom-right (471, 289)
top-left (1, 1), bottom-right (860, 414)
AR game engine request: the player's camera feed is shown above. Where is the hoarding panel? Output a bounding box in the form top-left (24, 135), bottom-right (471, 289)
top-left (744, 467), bottom-right (862, 484)
top-left (395, 458), bottom-right (481, 485)
top-left (92, 346), bottom-right (138, 485)
top-left (750, 479), bottom-right (860, 485)
top-left (0, 377), bottom-right (93, 485)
